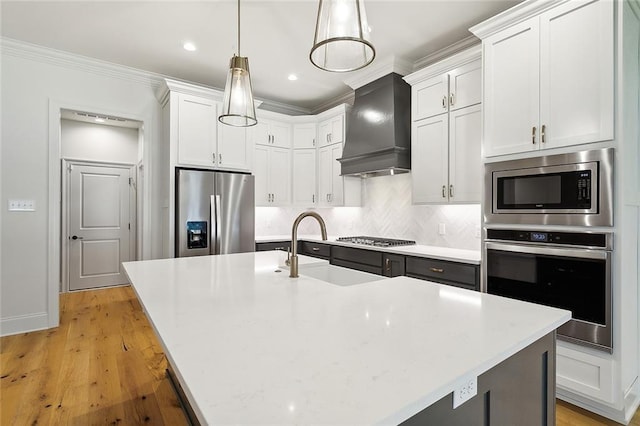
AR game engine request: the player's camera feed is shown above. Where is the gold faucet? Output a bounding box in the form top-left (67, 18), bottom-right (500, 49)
top-left (289, 211), bottom-right (327, 278)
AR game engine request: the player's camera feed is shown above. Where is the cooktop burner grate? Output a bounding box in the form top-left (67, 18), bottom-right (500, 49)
top-left (337, 236), bottom-right (416, 247)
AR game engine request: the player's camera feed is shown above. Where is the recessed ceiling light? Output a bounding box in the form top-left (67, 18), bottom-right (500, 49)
top-left (95, 117), bottom-right (105, 123)
top-left (183, 42), bottom-right (197, 52)
top-left (288, 74), bottom-right (298, 81)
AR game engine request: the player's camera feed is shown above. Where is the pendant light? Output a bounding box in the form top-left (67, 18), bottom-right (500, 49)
top-left (310, 0), bottom-right (375, 73)
top-left (219, 0), bottom-right (257, 127)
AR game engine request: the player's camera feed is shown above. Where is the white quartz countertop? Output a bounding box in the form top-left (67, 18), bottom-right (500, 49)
top-left (123, 251), bottom-right (569, 425)
top-left (256, 235), bottom-right (481, 264)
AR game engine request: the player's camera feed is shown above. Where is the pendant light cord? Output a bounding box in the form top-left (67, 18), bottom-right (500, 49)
top-left (237, 0), bottom-right (241, 56)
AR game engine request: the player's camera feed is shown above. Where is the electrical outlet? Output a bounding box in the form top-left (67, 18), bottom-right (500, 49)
top-left (8, 199), bottom-right (36, 211)
top-left (438, 223), bottom-right (446, 235)
top-left (453, 376), bottom-right (477, 409)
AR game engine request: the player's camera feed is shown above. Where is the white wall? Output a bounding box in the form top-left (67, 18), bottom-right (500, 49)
top-left (61, 119), bottom-right (139, 164)
top-left (0, 41), bottom-right (164, 336)
top-left (256, 173), bottom-right (481, 251)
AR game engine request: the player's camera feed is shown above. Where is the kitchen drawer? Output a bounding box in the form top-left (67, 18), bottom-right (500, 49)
top-left (331, 246), bottom-right (383, 275)
top-left (406, 257), bottom-right (479, 291)
top-left (299, 241), bottom-right (331, 260)
top-left (255, 241), bottom-right (291, 252)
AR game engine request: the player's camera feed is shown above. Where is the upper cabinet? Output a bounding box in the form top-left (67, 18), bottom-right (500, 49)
top-left (162, 88), bottom-right (252, 172)
top-left (252, 118), bottom-right (291, 148)
top-left (405, 47), bottom-right (482, 204)
top-left (177, 94), bottom-right (218, 167)
top-left (412, 60), bottom-right (481, 121)
top-left (293, 122), bottom-right (317, 149)
top-left (318, 114), bottom-right (344, 147)
top-left (479, 0), bottom-right (614, 157)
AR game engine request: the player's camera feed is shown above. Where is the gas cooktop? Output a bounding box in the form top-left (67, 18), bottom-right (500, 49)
top-left (337, 236), bottom-right (416, 247)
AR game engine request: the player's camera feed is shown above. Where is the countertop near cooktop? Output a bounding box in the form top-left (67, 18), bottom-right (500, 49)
top-left (256, 235), bottom-right (481, 265)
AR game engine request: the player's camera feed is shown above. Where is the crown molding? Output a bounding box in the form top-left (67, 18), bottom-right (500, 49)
top-left (311, 91), bottom-right (354, 115)
top-left (257, 98), bottom-right (312, 116)
top-left (469, 0), bottom-right (570, 39)
top-left (343, 56), bottom-right (414, 90)
top-left (155, 78), bottom-right (226, 105)
top-left (412, 36), bottom-right (480, 71)
top-left (1, 37), bottom-right (165, 90)
top-left (404, 44), bottom-right (481, 86)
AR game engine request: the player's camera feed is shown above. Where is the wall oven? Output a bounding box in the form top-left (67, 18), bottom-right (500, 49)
top-left (484, 229), bottom-right (613, 352)
top-left (484, 148), bottom-right (614, 226)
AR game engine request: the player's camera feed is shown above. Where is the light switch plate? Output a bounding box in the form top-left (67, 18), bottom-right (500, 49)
top-left (8, 199), bottom-right (36, 211)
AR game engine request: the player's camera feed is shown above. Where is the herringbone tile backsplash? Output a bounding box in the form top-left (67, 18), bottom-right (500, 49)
top-left (256, 174), bottom-right (481, 250)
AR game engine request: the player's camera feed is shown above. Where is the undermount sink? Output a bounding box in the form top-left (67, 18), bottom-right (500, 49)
top-left (296, 264), bottom-right (387, 287)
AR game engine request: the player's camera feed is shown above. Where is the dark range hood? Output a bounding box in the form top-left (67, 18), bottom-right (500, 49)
top-left (338, 73), bottom-right (411, 177)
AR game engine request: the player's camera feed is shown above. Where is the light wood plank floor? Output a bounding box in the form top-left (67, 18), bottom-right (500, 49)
top-left (1, 286), bottom-right (639, 425)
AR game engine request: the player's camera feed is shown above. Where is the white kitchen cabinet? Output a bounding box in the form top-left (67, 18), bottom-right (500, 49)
top-left (317, 142), bottom-right (361, 207)
top-left (318, 114), bottom-right (344, 147)
top-left (411, 106), bottom-right (481, 204)
top-left (252, 118), bottom-right (291, 148)
top-left (217, 124), bottom-right (250, 170)
top-left (293, 122), bottom-right (317, 149)
top-left (412, 60), bottom-right (481, 121)
top-left (177, 94), bottom-right (217, 167)
top-left (482, 0), bottom-right (613, 157)
top-left (405, 47), bottom-right (482, 205)
top-left (292, 149), bottom-right (317, 206)
top-left (253, 145), bottom-right (290, 206)
top-left (176, 93), bottom-right (252, 171)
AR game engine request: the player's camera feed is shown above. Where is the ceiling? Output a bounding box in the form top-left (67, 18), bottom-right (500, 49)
top-left (1, 1), bottom-right (521, 113)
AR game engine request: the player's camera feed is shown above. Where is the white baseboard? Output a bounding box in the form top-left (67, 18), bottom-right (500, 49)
top-left (0, 312), bottom-right (50, 337)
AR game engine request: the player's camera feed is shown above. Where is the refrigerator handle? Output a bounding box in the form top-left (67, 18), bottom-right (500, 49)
top-left (211, 194), bottom-right (222, 254)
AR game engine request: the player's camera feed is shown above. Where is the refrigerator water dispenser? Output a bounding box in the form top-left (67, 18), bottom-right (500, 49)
top-left (186, 221), bottom-right (208, 249)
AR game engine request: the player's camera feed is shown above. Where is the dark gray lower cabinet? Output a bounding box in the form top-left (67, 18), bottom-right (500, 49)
top-left (331, 246), bottom-right (384, 274)
top-left (383, 253), bottom-right (406, 277)
top-left (401, 332), bottom-right (556, 426)
top-left (406, 257), bottom-right (479, 291)
top-left (299, 241), bottom-right (331, 260)
top-left (255, 241), bottom-right (291, 252)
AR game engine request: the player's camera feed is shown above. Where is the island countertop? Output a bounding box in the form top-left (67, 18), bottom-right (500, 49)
top-left (123, 251), bottom-right (569, 425)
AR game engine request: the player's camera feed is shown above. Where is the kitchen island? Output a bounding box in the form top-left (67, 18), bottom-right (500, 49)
top-left (123, 251), bottom-right (570, 425)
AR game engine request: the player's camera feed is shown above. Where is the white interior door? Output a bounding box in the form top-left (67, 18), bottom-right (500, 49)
top-left (68, 163), bottom-right (132, 291)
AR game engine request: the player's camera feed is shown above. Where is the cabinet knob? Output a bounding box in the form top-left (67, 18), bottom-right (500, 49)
top-left (532, 126), bottom-right (537, 144)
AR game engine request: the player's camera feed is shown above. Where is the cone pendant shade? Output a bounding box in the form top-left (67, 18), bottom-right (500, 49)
top-left (219, 55), bottom-right (257, 127)
top-left (218, 0), bottom-right (257, 127)
top-left (310, 0), bottom-right (375, 72)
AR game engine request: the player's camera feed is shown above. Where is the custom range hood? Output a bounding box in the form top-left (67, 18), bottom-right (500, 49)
top-left (339, 73), bottom-right (411, 177)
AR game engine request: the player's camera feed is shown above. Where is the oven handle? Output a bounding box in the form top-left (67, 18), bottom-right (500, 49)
top-left (485, 241), bottom-right (609, 260)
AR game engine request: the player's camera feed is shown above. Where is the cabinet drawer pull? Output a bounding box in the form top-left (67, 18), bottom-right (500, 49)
top-left (449, 184), bottom-right (454, 198)
top-left (442, 185), bottom-right (446, 198)
top-left (311, 247), bottom-right (320, 252)
top-left (449, 93), bottom-right (455, 106)
top-left (385, 258), bottom-right (391, 272)
top-left (219, 153), bottom-right (222, 163)
top-left (430, 267), bottom-right (444, 273)
top-left (212, 153), bottom-right (216, 163)
top-left (541, 124), bottom-right (546, 144)
top-left (532, 126), bottom-right (536, 144)
top-left (442, 96), bottom-right (447, 109)
top-left (312, 194), bottom-right (315, 203)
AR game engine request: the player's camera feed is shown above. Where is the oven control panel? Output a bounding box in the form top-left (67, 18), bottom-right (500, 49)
top-left (486, 229), bottom-right (609, 248)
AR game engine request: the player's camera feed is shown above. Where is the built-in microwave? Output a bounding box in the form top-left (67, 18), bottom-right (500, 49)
top-left (484, 148), bottom-right (614, 226)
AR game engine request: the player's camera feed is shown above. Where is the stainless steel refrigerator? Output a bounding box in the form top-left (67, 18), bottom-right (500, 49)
top-left (176, 168), bottom-right (255, 257)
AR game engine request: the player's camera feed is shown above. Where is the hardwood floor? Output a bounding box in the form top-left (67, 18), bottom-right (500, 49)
top-left (1, 286), bottom-right (639, 425)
